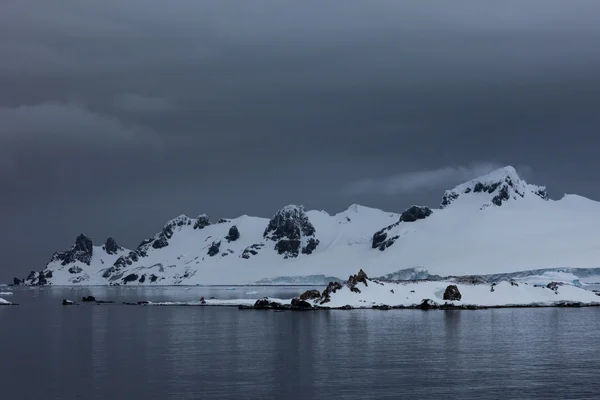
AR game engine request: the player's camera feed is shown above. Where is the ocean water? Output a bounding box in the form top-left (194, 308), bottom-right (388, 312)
top-left (1, 286), bottom-right (600, 399)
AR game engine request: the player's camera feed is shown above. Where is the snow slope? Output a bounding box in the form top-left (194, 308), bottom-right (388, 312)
top-left (14, 166), bottom-right (600, 286)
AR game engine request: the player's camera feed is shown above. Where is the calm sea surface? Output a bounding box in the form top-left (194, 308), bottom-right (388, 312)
top-left (1, 286), bottom-right (600, 399)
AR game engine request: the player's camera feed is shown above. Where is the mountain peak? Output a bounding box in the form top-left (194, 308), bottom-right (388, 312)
top-left (440, 166), bottom-right (548, 209)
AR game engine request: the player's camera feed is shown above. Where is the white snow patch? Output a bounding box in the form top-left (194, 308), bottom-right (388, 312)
top-left (0, 297), bottom-right (12, 305)
top-left (318, 280), bottom-right (600, 308)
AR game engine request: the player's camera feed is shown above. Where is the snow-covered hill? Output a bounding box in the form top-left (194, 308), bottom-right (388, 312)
top-left (14, 166), bottom-right (600, 286)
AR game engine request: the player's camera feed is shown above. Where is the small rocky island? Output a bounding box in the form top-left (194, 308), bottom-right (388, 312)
top-left (236, 269), bottom-right (600, 311)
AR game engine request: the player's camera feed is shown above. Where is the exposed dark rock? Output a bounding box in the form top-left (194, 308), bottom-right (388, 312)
top-left (372, 230), bottom-right (388, 249)
top-left (253, 298), bottom-right (284, 309)
top-left (26, 271), bottom-right (37, 282)
top-left (491, 185), bottom-right (510, 206)
top-left (150, 274), bottom-right (158, 283)
top-left (440, 191), bottom-right (459, 209)
top-left (374, 304), bottom-right (391, 310)
top-left (419, 299), bottom-right (439, 310)
top-left (301, 238), bottom-right (320, 254)
top-left (399, 205), bottom-right (433, 222)
top-left (51, 234), bottom-right (94, 266)
top-left (122, 273), bottom-right (139, 283)
top-left (299, 289), bottom-right (321, 301)
top-left (68, 266), bottom-right (83, 274)
top-left (139, 274), bottom-right (146, 283)
top-left (37, 271), bottom-right (48, 286)
top-left (13, 277), bottom-right (22, 286)
top-left (320, 281), bottom-right (344, 304)
top-left (207, 240), bottom-right (221, 257)
top-left (103, 237), bottom-right (122, 255)
top-left (547, 282), bottom-right (564, 291)
top-left (241, 243), bottom-right (265, 259)
top-left (290, 298), bottom-right (313, 310)
top-left (102, 266), bottom-right (117, 278)
top-left (82, 296), bottom-right (96, 302)
top-left (193, 214), bottom-right (211, 229)
top-left (225, 225), bottom-right (240, 242)
top-left (62, 299), bottom-right (75, 305)
top-left (347, 269), bottom-right (369, 293)
top-left (535, 188), bottom-right (549, 200)
top-left (264, 205), bottom-right (318, 258)
top-left (217, 218), bottom-right (230, 224)
top-left (275, 239), bottom-right (300, 258)
top-left (443, 285), bottom-right (462, 301)
top-left (152, 233), bottom-right (169, 249)
top-left (510, 280), bottom-right (519, 286)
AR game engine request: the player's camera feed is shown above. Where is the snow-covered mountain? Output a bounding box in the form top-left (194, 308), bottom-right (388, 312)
top-left (14, 166), bottom-right (600, 286)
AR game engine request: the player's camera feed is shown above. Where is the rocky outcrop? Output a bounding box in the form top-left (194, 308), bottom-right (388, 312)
top-left (122, 273), bottom-right (139, 283)
top-left (400, 205), bottom-right (433, 222)
top-left (193, 214), bottom-right (211, 230)
top-left (290, 298), bottom-right (313, 310)
top-left (152, 233), bottom-right (169, 249)
top-left (547, 282), bottom-right (564, 291)
top-left (103, 237), bottom-right (122, 255)
top-left (300, 289), bottom-right (321, 301)
top-left (439, 166), bottom-right (549, 209)
top-left (241, 243), bottom-right (264, 259)
top-left (13, 277), bottom-right (22, 286)
top-left (320, 281), bottom-right (344, 304)
top-left (68, 266), bottom-right (83, 274)
top-left (263, 205), bottom-right (319, 258)
top-left (225, 225), bottom-right (240, 242)
top-left (82, 296), bottom-right (96, 302)
top-left (207, 240), bottom-right (221, 257)
top-left (50, 234), bottom-right (94, 266)
top-left (348, 269), bottom-right (369, 293)
top-left (419, 299), bottom-right (439, 310)
top-left (443, 285), bottom-right (462, 301)
top-left (372, 206), bottom-right (432, 251)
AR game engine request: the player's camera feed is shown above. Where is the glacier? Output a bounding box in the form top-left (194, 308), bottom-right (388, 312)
top-left (12, 166), bottom-right (600, 286)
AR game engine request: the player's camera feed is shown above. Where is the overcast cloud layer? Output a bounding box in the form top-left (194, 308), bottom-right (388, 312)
top-left (2, 1), bottom-right (600, 281)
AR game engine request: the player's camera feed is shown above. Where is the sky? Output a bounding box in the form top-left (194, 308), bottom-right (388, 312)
top-left (2, 0), bottom-right (600, 282)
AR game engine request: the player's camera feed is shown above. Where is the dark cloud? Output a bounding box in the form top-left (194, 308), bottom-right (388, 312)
top-left (1, 0), bottom-right (600, 281)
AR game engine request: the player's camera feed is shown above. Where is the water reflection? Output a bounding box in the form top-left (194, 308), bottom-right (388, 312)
top-left (2, 288), bottom-right (600, 399)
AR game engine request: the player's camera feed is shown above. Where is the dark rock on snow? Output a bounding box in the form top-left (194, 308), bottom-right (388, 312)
top-left (263, 206), bottom-right (319, 258)
top-left (320, 281), bottom-right (344, 304)
top-left (547, 282), bottom-right (564, 291)
top-left (225, 225), bottom-right (240, 242)
top-left (348, 269), bottom-right (369, 293)
top-left (299, 289), bottom-right (321, 301)
top-left (443, 285), bottom-right (462, 301)
top-left (51, 233), bottom-right (94, 266)
top-left (193, 214), bottom-right (211, 230)
top-left (122, 273), bottom-right (139, 283)
top-left (241, 243), bottom-right (264, 259)
top-left (290, 298), bottom-right (313, 310)
top-left (82, 296), bottom-right (96, 302)
top-left (103, 237), bottom-right (122, 255)
top-left (207, 240), bottom-right (221, 257)
top-left (399, 205), bottom-right (433, 222)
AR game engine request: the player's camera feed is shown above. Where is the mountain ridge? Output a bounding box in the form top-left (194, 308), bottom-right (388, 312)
top-left (13, 166), bottom-right (600, 286)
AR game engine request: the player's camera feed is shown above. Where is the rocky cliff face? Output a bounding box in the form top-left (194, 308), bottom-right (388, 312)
top-left (439, 166), bottom-right (548, 209)
top-left (50, 234), bottom-right (94, 266)
top-left (263, 205), bottom-right (320, 258)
